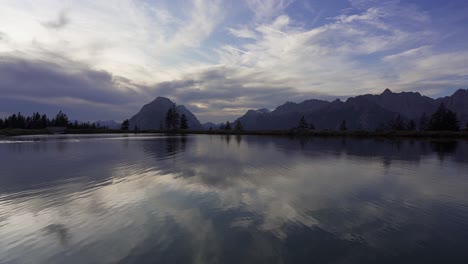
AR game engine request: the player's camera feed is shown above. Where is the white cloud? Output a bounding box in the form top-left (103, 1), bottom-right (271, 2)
top-left (213, 0), bottom-right (462, 98)
top-left (227, 27), bottom-right (257, 39)
top-left (0, 0), bottom-right (223, 84)
top-left (245, 0), bottom-right (294, 22)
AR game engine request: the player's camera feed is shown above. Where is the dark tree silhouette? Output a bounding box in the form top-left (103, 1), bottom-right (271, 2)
top-left (389, 114), bottom-right (405, 131)
top-left (121, 119), bottom-right (130, 130)
top-left (309, 122), bottom-right (315, 130)
top-left (180, 114), bottom-right (188, 129)
top-left (165, 106), bottom-right (174, 129)
top-left (41, 114), bottom-right (48, 128)
top-left (465, 121), bottom-right (468, 131)
top-left (16, 112), bottom-right (26, 128)
top-left (428, 103), bottom-right (459, 131)
top-left (297, 116), bottom-right (308, 130)
top-left (1, 112), bottom-right (54, 129)
top-left (0, 111), bottom-right (98, 130)
top-left (225, 121), bottom-right (232, 130)
top-left (419, 112), bottom-right (428, 131)
top-left (53, 111), bottom-right (69, 127)
top-left (407, 119), bottom-right (416, 131)
top-left (234, 120), bottom-right (243, 131)
top-left (339, 120), bottom-right (347, 131)
top-left (165, 104), bottom-right (180, 130)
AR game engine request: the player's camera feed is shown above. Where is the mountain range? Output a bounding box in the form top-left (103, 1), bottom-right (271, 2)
top-left (234, 89), bottom-right (468, 130)
top-left (202, 122), bottom-right (219, 130)
top-left (127, 89), bottom-right (467, 131)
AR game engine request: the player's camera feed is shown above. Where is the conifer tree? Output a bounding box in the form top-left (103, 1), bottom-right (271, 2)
top-left (165, 104), bottom-right (180, 130)
top-left (428, 103), bottom-right (459, 131)
top-left (297, 116), bottom-right (308, 130)
top-left (389, 114), bottom-right (405, 131)
top-left (419, 113), bottom-right (428, 131)
top-left (225, 121), bottom-right (232, 130)
top-left (407, 119), bottom-right (416, 131)
top-left (234, 120), bottom-right (243, 131)
top-left (180, 114), bottom-right (188, 129)
top-left (339, 120), bottom-right (347, 131)
top-left (121, 119), bottom-right (130, 130)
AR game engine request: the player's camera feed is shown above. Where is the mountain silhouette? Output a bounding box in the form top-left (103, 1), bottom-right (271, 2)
top-left (129, 97), bottom-right (203, 130)
top-left (235, 89), bottom-right (468, 130)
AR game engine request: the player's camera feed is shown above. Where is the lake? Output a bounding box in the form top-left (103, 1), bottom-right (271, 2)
top-left (1, 134), bottom-right (468, 263)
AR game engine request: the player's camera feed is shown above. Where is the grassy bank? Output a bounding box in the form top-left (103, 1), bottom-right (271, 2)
top-left (1, 128), bottom-right (467, 138)
top-left (180, 129), bottom-right (468, 138)
top-left (104, 129), bottom-right (468, 138)
top-left (0, 129), bottom-right (52, 137)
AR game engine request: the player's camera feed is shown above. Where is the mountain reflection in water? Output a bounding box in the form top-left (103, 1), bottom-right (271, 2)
top-left (0, 134), bottom-right (467, 264)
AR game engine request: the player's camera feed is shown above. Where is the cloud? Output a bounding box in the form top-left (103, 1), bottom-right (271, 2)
top-left (217, 0), bottom-right (467, 99)
top-left (0, 0), bottom-right (467, 122)
top-left (227, 27), bottom-right (257, 39)
top-left (246, 0), bottom-right (294, 21)
top-left (0, 0), bottom-right (223, 84)
top-left (148, 65), bottom-right (338, 122)
top-left (42, 10), bottom-right (70, 30)
top-left (0, 54), bottom-right (150, 120)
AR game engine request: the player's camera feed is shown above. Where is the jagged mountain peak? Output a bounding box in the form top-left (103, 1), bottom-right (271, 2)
top-left (381, 88), bottom-right (393, 95)
top-left (453, 88), bottom-right (468, 96)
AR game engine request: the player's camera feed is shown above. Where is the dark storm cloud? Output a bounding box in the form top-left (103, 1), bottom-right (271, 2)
top-left (0, 55), bottom-right (151, 120)
top-left (41, 11), bottom-right (70, 30)
top-left (0, 56), bottom-right (147, 104)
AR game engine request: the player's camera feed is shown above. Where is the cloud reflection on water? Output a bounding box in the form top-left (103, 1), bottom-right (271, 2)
top-left (0, 135), bottom-right (467, 263)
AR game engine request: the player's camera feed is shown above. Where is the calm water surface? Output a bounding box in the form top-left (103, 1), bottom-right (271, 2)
top-left (1, 134), bottom-right (468, 263)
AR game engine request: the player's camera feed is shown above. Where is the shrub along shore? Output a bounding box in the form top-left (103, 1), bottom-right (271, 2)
top-left (1, 128), bottom-right (467, 139)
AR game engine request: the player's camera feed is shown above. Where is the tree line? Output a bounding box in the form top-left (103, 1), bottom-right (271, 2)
top-left (0, 111), bottom-right (107, 130)
top-left (2, 103), bottom-right (466, 132)
top-left (295, 103), bottom-right (466, 132)
top-left (385, 103), bottom-right (462, 131)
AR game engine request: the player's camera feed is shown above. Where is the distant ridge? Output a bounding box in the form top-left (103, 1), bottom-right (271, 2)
top-left (94, 120), bottom-right (120, 129)
top-left (129, 97), bottom-right (203, 130)
top-left (202, 122), bottom-right (218, 130)
top-left (234, 89), bottom-right (468, 130)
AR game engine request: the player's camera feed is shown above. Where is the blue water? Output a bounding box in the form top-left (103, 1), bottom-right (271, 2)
top-left (0, 134), bottom-right (467, 263)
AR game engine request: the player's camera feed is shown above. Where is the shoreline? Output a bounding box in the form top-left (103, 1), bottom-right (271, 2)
top-left (1, 128), bottom-right (468, 139)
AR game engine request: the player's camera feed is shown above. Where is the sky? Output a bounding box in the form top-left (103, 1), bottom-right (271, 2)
top-left (0, 0), bottom-right (467, 123)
